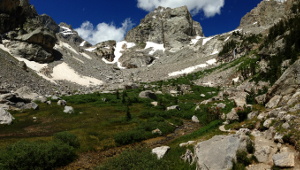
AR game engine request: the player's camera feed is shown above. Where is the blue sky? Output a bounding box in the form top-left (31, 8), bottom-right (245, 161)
top-left (30, 0), bottom-right (262, 44)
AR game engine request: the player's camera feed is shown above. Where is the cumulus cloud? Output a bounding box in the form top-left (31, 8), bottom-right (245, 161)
top-left (137, 0), bottom-right (224, 17)
top-left (75, 18), bottom-right (134, 45)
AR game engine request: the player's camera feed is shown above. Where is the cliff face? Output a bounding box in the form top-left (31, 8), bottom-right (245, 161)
top-left (125, 6), bottom-right (203, 49)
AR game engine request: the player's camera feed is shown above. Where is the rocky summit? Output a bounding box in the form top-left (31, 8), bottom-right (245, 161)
top-left (0, 0), bottom-right (300, 169)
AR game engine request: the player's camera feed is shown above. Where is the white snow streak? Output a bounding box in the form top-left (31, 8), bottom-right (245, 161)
top-left (60, 42), bottom-right (79, 54)
top-left (202, 37), bottom-right (214, 46)
top-left (168, 59), bottom-right (217, 77)
top-left (81, 53), bottom-right (92, 59)
top-left (80, 41), bottom-right (86, 47)
top-left (85, 47), bottom-right (97, 52)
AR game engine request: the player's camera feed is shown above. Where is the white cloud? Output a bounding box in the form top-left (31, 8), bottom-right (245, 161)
top-left (137, 0), bottom-right (224, 17)
top-left (75, 18), bottom-right (134, 45)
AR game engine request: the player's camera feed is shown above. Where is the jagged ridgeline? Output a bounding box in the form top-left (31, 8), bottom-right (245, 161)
top-left (0, 0), bottom-right (300, 170)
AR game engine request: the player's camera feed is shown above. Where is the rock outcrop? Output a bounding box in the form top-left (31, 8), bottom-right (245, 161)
top-left (125, 6), bottom-right (203, 49)
top-left (0, 0), bottom-right (58, 63)
top-left (265, 59), bottom-right (300, 108)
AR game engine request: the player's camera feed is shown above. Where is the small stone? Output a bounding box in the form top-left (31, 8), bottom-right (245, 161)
top-left (63, 106), bottom-right (74, 114)
top-left (152, 128), bottom-right (162, 135)
top-left (152, 146), bottom-right (170, 159)
top-left (282, 122), bottom-right (290, 129)
top-left (192, 115), bottom-right (200, 123)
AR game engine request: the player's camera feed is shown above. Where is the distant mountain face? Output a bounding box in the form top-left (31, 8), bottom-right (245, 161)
top-left (0, 0), bottom-right (297, 94)
top-left (239, 0), bottom-right (295, 33)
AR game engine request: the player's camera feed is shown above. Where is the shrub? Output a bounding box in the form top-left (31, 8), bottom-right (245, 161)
top-left (0, 140), bottom-right (76, 170)
top-left (53, 131), bottom-right (80, 149)
top-left (97, 147), bottom-right (164, 170)
top-left (237, 107), bottom-right (252, 122)
top-left (114, 130), bottom-right (152, 145)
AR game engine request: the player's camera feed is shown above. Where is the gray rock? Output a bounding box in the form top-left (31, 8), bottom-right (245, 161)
top-left (274, 133), bottom-right (284, 143)
top-left (138, 90), bottom-right (157, 100)
top-left (152, 146), bottom-right (170, 159)
top-left (191, 115), bottom-right (199, 123)
top-left (255, 94), bottom-right (266, 105)
top-left (179, 141), bottom-right (196, 147)
top-left (152, 128), bottom-right (162, 135)
top-left (216, 103), bottom-right (226, 109)
top-left (57, 100), bottom-right (67, 106)
top-left (15, 86), bottom-right (39, 101)
top-left (265, 95), bottom-right (282, 109)
top-left (194, 134), bottom-right (250, 170)
top-left (263, 118), bottom-right (274, 129)
top-left (166, 105), bottom-right (180, 111)
top-left (63, 106), bottom-right (74, 114)
top-left (21, 102), bottom-right (39, 110)
top-left (273, 152), bottom-right (295, 168)
top-left (181, 149), bottom-right (194, 164)
top-left (282, 122), bottom-right (290, 129)
top-left (91, 40), bottom-right (116, 62)
top-left (247, 111), bottom-right (258, 120)
top-left (226, 108), bottom-right (239, 122)
top-left (0, 108), bottom-right (14, 125)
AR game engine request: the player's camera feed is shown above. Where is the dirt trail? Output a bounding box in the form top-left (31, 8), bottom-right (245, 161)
top-left (57, 120), bottom-right (201, 170)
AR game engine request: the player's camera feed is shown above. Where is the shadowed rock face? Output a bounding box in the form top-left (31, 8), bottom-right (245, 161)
top-left (0, 0), bottom-right (59, 63)
top-left (125, 6), bottom-right (203, 49)
top-left (0, 0), bottom-right (37, 34)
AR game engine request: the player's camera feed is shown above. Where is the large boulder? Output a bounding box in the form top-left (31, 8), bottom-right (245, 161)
top-left (194, 134), bottom-right (250, 170)
top-left (0, 108), bottom-right (14, 124)
top-left (272, 150), bottom-right (295, 168)
top-left (125, 6), bottom-right (203, 49)
top-left (15, 86), bottom-right (39, 101)
top-left (92, 40), bottom-right (116, 62)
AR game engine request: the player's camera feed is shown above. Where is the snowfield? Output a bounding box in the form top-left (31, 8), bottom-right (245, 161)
top-left (51, 63), bottom-right (103, 86)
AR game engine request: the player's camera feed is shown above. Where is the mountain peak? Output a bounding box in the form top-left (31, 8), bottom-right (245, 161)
top-left (125, 5), bottom-right (203, 49)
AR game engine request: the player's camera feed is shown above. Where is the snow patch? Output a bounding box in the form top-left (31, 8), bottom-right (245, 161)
top-left (145, 42), bottom-right (165, 55)
top-left (253, 22), bottom-right (258, 25)
top-left (85, 47), bottom-right (97, 52)
top-left (202, 37), bottom-right (214, 46)
top-left (79, 41), bottom-right (86, 47)
top-left (224, 37), bottom-right (230, 42)
top-left (51, 63), bottom-right (103, 86)
top-left (60, 26), bottom-right (75, 36)
top-left (113, 41), bottom-right (136, 69)
top-left (190, 36), bottom-right (203, 45)
top-left (232, 77), bottom-right (239, 83)
top-left (14, 57), bottom-right (56, 83)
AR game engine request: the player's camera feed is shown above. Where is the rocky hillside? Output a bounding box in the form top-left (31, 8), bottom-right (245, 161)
top-left (0, 0), bottom-right (299, 169)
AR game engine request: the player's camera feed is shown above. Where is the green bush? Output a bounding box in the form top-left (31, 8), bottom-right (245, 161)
top-left (114, 130), bottom-right (152, 145)
top-left (97, 147), bottom-right (164, 170)
top-left (237, 107), bottom-right (252, 122)
top-left (53, 131), bottom-right (80, 149)
top-left (0, 140), bottom-right (76, 170)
